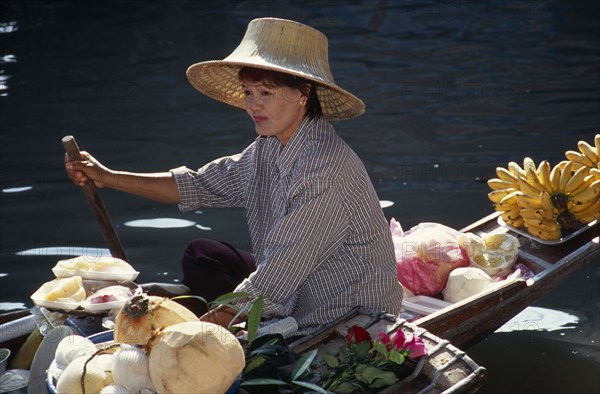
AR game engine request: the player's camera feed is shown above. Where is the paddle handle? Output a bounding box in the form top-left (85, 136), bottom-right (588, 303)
top-left (62, 135), bottom-right (127, 261)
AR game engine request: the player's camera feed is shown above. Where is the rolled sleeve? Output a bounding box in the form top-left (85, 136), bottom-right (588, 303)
top-left (170, 166), bottom-right (199, 212)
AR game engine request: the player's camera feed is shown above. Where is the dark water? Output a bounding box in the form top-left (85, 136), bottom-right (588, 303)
top-left (1, 1), bottom-right (598, 393)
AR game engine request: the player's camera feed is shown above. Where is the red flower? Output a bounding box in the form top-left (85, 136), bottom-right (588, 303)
top-left (375, 332), bottom-right (392, 351)
top-left (345, 325), bottom-right (371, 345)
top-left (404, 335), bottom-right (427, 358)
top-left (391, 330), bottom-right (406, 350)
top-left (375, 332), bottom-right (392, 345)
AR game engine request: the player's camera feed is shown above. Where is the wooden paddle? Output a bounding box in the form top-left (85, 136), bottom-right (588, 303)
top-left (62, 135), bottom-right (127, 261)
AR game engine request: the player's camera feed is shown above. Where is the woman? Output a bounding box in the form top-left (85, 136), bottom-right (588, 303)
top-left (65, 18), bottom-right (403, 336)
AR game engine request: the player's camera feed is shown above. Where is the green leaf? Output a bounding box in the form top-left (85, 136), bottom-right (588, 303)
top-left (171, 294), bottom-right (208, 309)
top-left (388, 350), bottom-right (405, 365)
top-left (248, 342), bottom-right (287, 357)
top-left (370, 372), bottom-right (399, 389)
top-left (353, 365), bottom-right (398, 388)
top-left (291, 380), bottom-right (329, 393)
top-left (244, 355), bottom-right (267, 374)
top-left (246, 295), bottom-right (264, 344)
top-left (372, 342), bottom-right (389, 358)
top-left (240, 378), bottom-right (289, 386)
top-left (323, 353), bottom-right (339, 368)
top-left (354, 341), bottom-right (371, 360)
top-left (336, 381), bottom-right (361, 394)
top-left (212, 291), bottom-right (251, 305)
top-left (291, 349), bottom-right (318, 380)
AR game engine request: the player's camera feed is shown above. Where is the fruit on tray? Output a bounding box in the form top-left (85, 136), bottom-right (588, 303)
top-left (487, 134), bottom-right (600, 240)
top-left (30, 276), bottom-right (86, 303)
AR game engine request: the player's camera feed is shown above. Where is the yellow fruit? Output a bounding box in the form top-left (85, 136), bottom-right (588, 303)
top-left (566, 150), bottom-right (594, 167)
top-left (558, 160), bottom-right (573, 191)
top-left (572, 200), bottom-right (600, 223)
top-left (508, 161), bottom-right (526, 178)
top-left (536, 160), bottom-right (552, 191)
top-left (31, 276), bottom-right (86, 303)
top-left (488, 178), bottom-right (517, 191)
top-left (563, 165), bottom-right (590, 194)
top-left (524, 223), bottom-right (562, 241)
top-left (578, 140), bottom-right (599, 163)
top-left (496, 167), bottom-right (519, 183)
top-left (517, 176), bottom-right (543, 196)
top-left (469, 233), bottom-right (520, 276)
top-left (500, 206), bottom-right (521, 221)
top-left (488, 189), bottom-right (517, 204)
top-left (549, 163), bottom-right (563, 192)
top-left (571, 179), bottom-right (600, 204)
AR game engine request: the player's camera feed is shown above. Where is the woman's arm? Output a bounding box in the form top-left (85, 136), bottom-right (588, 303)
top-left (64, 151), bottom-right (180, 204)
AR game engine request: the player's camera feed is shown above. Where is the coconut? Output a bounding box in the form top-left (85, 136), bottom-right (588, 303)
top-left (99, 385), bottom-right (129, 394)
top-left (55, 335), bottom-right (97, 368)
top-left (56, 353), bottom-right (113, 394)
top-left (114, 294), bottom-right (198, 346)
top-left (461, 232), bottom-right (519, 276)
top-left (442, 267), bottom-right (493, 303)
top-left (148, 321), bottom-right (245, 394)
top-left (111, 344), bottom-right (154, 392)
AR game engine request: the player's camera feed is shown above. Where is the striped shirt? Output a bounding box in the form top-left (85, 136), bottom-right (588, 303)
top-left (171, 116), bottom-right (403, 335)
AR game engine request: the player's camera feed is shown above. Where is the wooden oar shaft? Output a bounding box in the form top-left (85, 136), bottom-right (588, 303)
top-left (62, 135), bottom-right (127, 261)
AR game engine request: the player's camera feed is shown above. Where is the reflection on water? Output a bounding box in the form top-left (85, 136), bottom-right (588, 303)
top-left (15, 246), bottom-right (110, 257)
top-left (2, 186), bottom-right (32, 193)
top-left (497, 306), bottom-right (579, 333)
top-left (0, 302), bottom-right (26, 311)
top-left (124, 218), bottom-right (198, 229)
top-left (380, 200), bottom-right (395, 208)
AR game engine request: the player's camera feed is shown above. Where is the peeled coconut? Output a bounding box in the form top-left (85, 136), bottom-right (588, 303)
top-left (148, 321), bottom-right (245, 394)
top-left (442, 267), bottom-right (493, 303)
top-left (55, 335), bottom-right (98, 368)
top-left (114, 294), bottom-right (198, 345)
top-left (460, 232), bottom-right (519, 276)
top-left (99, 385), bottom-right (130, 394)
top-left (56, 353), bottom-right (113, 394)
top-left (111, 344), bottom-right (154, 392)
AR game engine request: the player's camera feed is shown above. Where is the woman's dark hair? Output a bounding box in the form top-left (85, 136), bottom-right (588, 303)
top-left (239, 66), bottom-right (323, 119)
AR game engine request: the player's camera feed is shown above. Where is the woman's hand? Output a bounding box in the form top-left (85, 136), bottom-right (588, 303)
top-left (64, 151), bottom-right (113, 188)
top-left (200, 305), bottom-right (247, 328)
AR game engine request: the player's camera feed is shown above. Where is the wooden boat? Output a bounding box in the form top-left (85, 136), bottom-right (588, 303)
top-left (1, 211), bottom-right (596, 393)
top-left (0, 309), bottom-right (486, 394)
top-left (289, 308), bottom-right (486, 394)
top-left (0, 309), bottom-right (34, 357)
top-left (411, 211), bottom-right (599, 349)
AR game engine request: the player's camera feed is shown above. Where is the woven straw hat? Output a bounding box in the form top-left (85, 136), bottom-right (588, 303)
top-left (186, 18), bottom-right (365, 120)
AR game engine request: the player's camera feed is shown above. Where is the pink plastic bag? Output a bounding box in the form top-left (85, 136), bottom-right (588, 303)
top-left (390, 219), bottom-right (469, 296)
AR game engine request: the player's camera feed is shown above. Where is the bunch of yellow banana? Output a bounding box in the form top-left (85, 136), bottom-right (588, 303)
top-left (488, 135), bottom-right (600, 241)
top-left (556, 134), bottom-right (600, 224)
top-left (514, 158), bottom-right (564, 240)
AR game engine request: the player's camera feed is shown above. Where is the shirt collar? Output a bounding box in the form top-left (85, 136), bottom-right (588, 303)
top-left (276, 116), bottom-right (323, 175)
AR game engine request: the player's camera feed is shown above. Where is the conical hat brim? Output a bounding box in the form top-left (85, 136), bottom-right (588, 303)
top-left (187, 61), bottom-right (365, 120)
top-left (186, 18), bottom-right (365, 120)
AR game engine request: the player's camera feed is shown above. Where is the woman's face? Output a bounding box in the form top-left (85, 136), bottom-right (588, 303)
top-left (242, 80), bottom-right (306, 145)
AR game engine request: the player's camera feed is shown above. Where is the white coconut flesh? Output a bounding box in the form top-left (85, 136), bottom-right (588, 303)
top-left (149, 321), bottom-right (245, 394)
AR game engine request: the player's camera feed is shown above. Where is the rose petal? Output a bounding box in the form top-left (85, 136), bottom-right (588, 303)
top-left (391, 330), bottom-right (406, 350)
top-left (404, 335), bottom-right (427, 358)
top-left (346, 325), bottom-right (372, 344)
